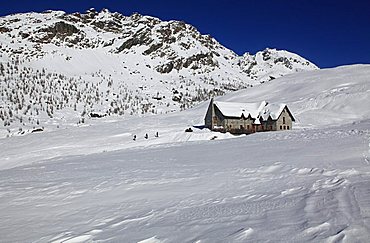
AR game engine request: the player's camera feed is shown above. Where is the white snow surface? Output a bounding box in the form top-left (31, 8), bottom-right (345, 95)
top-left (260, 102), bottom-right (287, 120)
top-left (214, 100), bottom-right (287, 121)
top-left (0, 65), bottom-right (370, 242)
top-left (214, 100), bottom-right (266, 118)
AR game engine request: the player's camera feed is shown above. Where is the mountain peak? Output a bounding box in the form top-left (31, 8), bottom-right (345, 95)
top-left (239, 48), bottom-right (318, 82)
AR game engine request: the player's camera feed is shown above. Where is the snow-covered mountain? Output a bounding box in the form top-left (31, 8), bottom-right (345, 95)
top-left (240, 48), bottom-right (316, 82)
top-left (0, 64), bottom-right (369, 242)
top-left (0, 8), bottom-right (317, 137)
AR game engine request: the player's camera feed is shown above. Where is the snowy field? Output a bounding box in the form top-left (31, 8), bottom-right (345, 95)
top-left (1, 65), bottom-right (370, 242)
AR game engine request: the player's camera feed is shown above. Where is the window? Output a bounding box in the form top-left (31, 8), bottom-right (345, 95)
top-left (283, 117), bottom-right (286, 124)
top-left (240, 125), bottom-right (244, 130)
top-left (283, 126), bottom-right (286, 130)
top-left (270, 125), bottom-right (273, 130)
top-left (247, 125), bottom-right (250, 130)
top-left (287, 126), bottom-right (290, 130)
top-left (280, 125), bottom-right (282, 130)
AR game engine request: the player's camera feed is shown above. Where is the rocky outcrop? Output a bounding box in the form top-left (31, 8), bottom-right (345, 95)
top-left (0, 26), bottom-right (10, 33)
top-left (156, 53), bottom-right (218, 73)
top-left (117, 28), bottom-right (153, 52)
top-left (29, 21), bottom-right (80, 44)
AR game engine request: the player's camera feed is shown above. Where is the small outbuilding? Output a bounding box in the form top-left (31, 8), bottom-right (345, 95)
top-left (204, 99), bottom-right (295, 134)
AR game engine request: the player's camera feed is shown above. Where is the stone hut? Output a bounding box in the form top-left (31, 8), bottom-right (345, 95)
top-left (204, 99), bottom-right (295, 134)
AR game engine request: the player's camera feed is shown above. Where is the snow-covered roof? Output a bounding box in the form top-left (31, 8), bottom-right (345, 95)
top-left (214, 100), bottom-right (288, 122)
top-left (214, 101), bottom-right (266, 118)
top-left (258, 103), bottom-right (287, 120)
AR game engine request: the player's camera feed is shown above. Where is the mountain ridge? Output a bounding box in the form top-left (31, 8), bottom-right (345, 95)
top-left (0, 8), bottom-right (318, 137)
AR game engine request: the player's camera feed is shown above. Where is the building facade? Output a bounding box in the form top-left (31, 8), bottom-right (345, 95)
top-left (205, 99), bottom-right (295, 134)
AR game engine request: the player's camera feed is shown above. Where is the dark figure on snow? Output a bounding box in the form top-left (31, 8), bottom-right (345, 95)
top-left (144, 133), bottom-right (148, 139)
top-left (155, 132), bottom-right (159, 137)
top-left (133, 135), bottom-right (136, 141)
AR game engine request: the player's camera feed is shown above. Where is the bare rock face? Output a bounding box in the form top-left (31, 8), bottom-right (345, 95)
top-left (33, 21), bottom-right (80, 43)
top-left (143, 43), bottom-right (163, 55)
top-left (156, 53), bottom-right (218, 73)
top-left (53, 21), bottom-right (79, 36)
top-left (116, 28), bottom-right (153, 52)
top-left (0, 26), bottom-right (10, 33)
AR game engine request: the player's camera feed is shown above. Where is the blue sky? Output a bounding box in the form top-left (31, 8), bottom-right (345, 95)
top-left (1, 0), bottom-right (370, 68)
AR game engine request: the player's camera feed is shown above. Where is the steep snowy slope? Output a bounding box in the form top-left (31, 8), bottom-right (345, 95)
top-left (0, 65), bottom-right (369, 242)
top-left (223, 64), bottom-right (370, 128)
top-left (0, 8), bottom-right (318, 137)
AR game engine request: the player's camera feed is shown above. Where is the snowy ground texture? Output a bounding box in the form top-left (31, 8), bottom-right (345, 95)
top-left (1, 64), bottom-right (370, 242)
